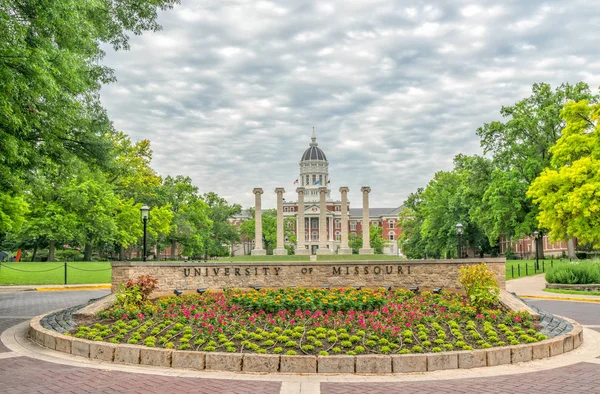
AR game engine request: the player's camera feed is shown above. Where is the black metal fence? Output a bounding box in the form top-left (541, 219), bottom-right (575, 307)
top-left (0, 262), bottom-right (111, 285)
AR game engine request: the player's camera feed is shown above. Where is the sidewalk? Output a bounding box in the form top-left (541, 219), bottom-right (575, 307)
top-left (0, 284), bottom-right (110, 293)
top-left (507, 274), bottom-right (600, 302)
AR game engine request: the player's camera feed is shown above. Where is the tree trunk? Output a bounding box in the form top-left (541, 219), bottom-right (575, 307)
top-left (567, 237), bottom-right (576, 259)
top-left (119, 245), bottom-right (125, 261)
top-left (536, 237), bottom-right (545, 260)
top-left (171, 239), bottom-right (177, 260)
top-left (48, 240), bottom-right (55, 262)
top-left (84, 243), bottom-right (92, 261)
top-left (31, 245), bottom-right (38, 262)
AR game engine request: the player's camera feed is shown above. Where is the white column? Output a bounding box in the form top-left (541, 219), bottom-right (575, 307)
top-left (251, 188), bottom-right (266, 255)
top-left (317, 186), bottom-right (332, 254)
top-left (338, 187), bottom-right (352, 254)
top-left (273, 188), bottom-right (287, 255)
top-left (359, 186), bottom-right (374, 254)
top-left (295, 187), bottom-right (309, 255)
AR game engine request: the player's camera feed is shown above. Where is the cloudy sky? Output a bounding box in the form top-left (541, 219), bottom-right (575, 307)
top-left (100, 0), bottom-right (600, 209)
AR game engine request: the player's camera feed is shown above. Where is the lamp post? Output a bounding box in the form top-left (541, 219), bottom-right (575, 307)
top-left (533, 230), bottom-right (539, 270)
top-left (141, 204), bottom-right (149, 262)
top-left (456, 222), bottom-right (463, 259)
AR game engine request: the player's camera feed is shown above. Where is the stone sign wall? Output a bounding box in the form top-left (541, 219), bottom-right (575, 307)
top-left (111, 258), bottom-right (506, 293)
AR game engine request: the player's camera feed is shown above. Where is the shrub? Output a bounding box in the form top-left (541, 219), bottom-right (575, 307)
top-left (546, 261), bottom-right (600, 284)
top-left (458, 263), bottom-right (500, 309)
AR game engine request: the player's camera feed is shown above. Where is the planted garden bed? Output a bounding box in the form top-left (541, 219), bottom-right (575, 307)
top-left (71, 287), bottom-right (547, 356)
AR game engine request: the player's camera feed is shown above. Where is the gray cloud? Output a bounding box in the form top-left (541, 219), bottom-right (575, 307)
top-left (99, 0), bottom-right (600, 209)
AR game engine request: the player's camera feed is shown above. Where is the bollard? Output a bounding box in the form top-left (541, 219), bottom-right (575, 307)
top-left (526, 263), bottom-right (528, 276)
top-left (511, 265), bottom-right (514, 279)
top-left (64, 262), bottom-right (67, 285)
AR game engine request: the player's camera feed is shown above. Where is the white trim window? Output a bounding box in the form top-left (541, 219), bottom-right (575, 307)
top-left (312, 231), bottom-right (318, 241)
top-left (350, 221), bottom-right (356, 231)
top-left (388, 219), bottom-right (394, 229)
top-left (335, 231), bottom-right (341, 241)
top-left (389, 232), bottom-right (395, 241)
top-left (335, 219), bottom-right (341, 229)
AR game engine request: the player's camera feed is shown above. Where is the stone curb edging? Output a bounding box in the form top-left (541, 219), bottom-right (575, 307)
top-left (28, 313), bottom-right (584, 374)
top-left (546, 282), bottom-right (600, 292)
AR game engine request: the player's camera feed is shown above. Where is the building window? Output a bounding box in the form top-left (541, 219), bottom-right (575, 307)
top-left (306, 175), bottom-right (309, 185)
top-left (350, 221), bottom-right (356, 230)
top-left (312, 231), bottom-right (318, 241)
top-left (305, 232), bottom-right (309, 241)
top-left (389, 232), bottom-right (395, 241)
top-left (312, 220), bottom-right (318, 229)
top-left (283, 207), bottom-right (287, 212)
top-left (319, 175), bottom-right (323, 185)
top-left (285, 236), bottom-right (289, 242)
top-left (335, 219), bottom-right (341, 229)
top-left (335, 231), bottom-right (341, 241)
top-left (388, 220), bottom-right (394, 229)
top-left (312, 175), bottom-right (316, 184)
top-left (335, 206), bottom-right (340, 211)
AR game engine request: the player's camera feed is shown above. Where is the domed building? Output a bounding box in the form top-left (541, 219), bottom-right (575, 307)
top-left (231, 129), bottom-right (402, 256)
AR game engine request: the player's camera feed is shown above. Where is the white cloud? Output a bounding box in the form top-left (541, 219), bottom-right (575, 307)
top-left (99, 0), bottom-right (600, 209)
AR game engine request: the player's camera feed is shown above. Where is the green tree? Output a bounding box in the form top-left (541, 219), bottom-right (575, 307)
top-left (476, 82), bottom-right (598, 256)
top-left (239, 209), bottom-right (277, 254)
top-left (348, 225), bottom-right (387, 254)
top-left (528, 100), bottom-right (600, 247)
top-left (203, 192), bottom-right (241, 257)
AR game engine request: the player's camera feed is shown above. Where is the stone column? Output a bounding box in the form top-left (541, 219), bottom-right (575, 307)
top-left (359, 186), bottom-right (374, 254)
top-left (273, 188), bottom-right (288, 255)
top-left (338, 187), bottom-right (352, 254)
top-left (295, 187), bottom-right (310, 255)
top-left (251, 188), bottom-right (266, 255)
top-left (317, 186), bottom-right (332, 254)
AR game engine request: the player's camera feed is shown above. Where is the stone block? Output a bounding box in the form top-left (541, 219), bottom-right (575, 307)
top-left (531, 342), bottom-right (549, 360)
top-left (427, 352), bottom-right (458, 371)
top-left (243, 354), bottom-right (279, 373)
top-left (563, 335), bottom-right (574, 352)
top-left (573, 331), bottom-right (583, 349)
top-left (114, 345), bottom-right (141, 365)
top-left (34, 328), bottom-right (45, 345)
top-left (458, 350), bottom-right (486, 369)
top-left (205, 353), bottom-right (243, 372)
top-left (140, 348), bottom-right (172, 367)
top-left (90, 342), bottom-right (115, 362)
top-left (71, 339), bottom-right (90, 358)
top-left (317, 356), bottom-right (355, 374)
top-left (510, 345), bottom-right (532, 363)
top-left (355, 355), bottom-right (392, 374)
top-left (486, 347), bottom-right (511, 366)
top-left (391, 354), bottom-right (427, 373)
top-left (42, 331), bottom-right (56, 350)
top-left (280, 355), bottom-right (317, 373)
top-left (55, 335), bottom-right (72, 353)
top-left (172, 350), bottom-right (205, 370)
top-left (549, 338), bottom-right (564, 356)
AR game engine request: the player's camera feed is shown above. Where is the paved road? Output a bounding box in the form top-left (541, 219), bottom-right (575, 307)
top-left (0, 291), bottom-right (599, 393)
top-left (526, 299), bottom-right (600, 326)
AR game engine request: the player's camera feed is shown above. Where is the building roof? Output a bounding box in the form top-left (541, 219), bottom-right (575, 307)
top-left (301, 145), bottom-right (327, 161)
top-left (349, 207), bottom-right (402, 217)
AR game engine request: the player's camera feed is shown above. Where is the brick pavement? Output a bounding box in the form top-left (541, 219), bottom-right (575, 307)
top-left (0, 357), bottom-right (282, 394)
top-left (321, 362), bottom-right (600, 394)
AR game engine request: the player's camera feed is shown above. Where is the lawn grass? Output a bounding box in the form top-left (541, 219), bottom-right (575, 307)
top-left (218, 255), bottom-right (310, 262)
top-left (542, 288), bottom-right (600, 296)
top-left (316, 254), bottom-right (405, 261)
top-left (505, 259), bottom-right (565, 280)
top-left (0, 262), bottom-right (111, 285)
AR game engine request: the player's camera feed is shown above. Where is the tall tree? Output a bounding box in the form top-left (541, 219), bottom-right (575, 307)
top-left (203, 192), bottom-right (241, 257)
top-left (476, 82), bottom-right (598, 255)
top-left (528, 100), bottom-right (600, 249)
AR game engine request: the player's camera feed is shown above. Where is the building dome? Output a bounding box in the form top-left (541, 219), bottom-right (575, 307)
top-left (300, 129), bottom-right (327, 162)
top-left (301, 145), bottom-right (327, 161)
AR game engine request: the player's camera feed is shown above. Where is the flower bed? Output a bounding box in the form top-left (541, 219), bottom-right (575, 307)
top-left (71, 287), bottom-right (547, 356)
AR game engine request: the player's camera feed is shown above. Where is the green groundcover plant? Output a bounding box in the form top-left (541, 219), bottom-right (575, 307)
top-left (546, 261), bottom-right (600, 284)
top-left (72, 287), bottom-right (546, 356)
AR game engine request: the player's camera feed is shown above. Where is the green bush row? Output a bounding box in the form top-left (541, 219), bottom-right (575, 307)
top-left (545, 261), bottom-right (600, 284)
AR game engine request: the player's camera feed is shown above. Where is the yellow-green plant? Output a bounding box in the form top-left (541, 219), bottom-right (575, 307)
top-left (458, 263), bottom-right (500, 309)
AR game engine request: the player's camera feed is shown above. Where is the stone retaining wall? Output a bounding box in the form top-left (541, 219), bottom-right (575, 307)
top-left (29, 312), bottom-right (583, 374)
top-left (111, 258), bottom-right (506, 292)
top-left (546, 283), bottom-right (600, 292)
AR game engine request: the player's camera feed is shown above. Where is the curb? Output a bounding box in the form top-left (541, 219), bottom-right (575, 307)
top-left (35, 285), bottom-right (111, 292)
top-left (518, 295), bottom-right (600, 303)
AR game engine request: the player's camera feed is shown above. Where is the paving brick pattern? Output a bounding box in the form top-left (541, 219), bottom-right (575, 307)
top-left (0, 357), bottom-right (281, 394)
top-left (321, 362), bottom-right (600, 394)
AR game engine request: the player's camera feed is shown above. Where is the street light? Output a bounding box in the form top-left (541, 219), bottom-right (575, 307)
top-left (140, 204), bottom-right (149, 262)
top-left (456, 222), bottom-right (463, 259)
top-left (533, 230), bottom-right (539, 270)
